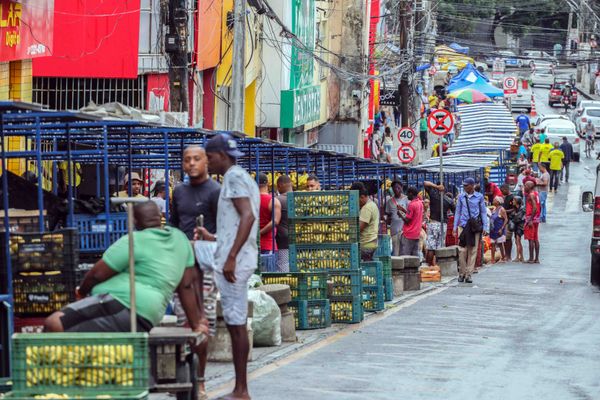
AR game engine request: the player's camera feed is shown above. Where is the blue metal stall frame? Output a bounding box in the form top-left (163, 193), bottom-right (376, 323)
top-left (0, 101), bottom-right (480, 375)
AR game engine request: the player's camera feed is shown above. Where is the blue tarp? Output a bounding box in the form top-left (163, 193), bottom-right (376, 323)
top-left (447, 64), bottom-right (504, 98)
top-left (449, 43), bottom-right (469, 54)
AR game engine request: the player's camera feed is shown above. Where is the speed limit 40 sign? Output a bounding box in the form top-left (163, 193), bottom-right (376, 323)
top-left (397, 127), bottom-right (416, 145)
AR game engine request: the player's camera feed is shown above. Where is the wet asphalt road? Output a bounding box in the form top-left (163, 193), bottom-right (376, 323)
top-left (240, 145), bottom-right (600, 399)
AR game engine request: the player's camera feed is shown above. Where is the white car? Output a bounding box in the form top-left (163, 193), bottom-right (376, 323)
top-left (530, 68), bottom-right (555, 87)
top-left (522, 50), bottom-right (558, 68)
top-left (574, 100), bottom-right (600, 121)
top-left (542, 118), bottom-right (582, 161)
top-left (575, 107), bottom-right (600, 137)
top-left (533, 114), bottom-right (570, 133)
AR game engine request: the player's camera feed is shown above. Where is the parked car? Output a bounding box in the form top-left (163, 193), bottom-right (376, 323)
top-left (532, 114), bottom-right (570, 131)
top-left (575, 100), bottom-right (600, 116)
top-left (485, 51), bottom-right (523, 68)
top-left (581, 167), bottom-right (600, 286)
top-left (522, 50), bottom-right (558, 68)
top-left (530, 68), bottom-right (555, 87)
top-left (548, 82), bottom-right (577, 107)
top-left (574, 107), bottom-right (600, 137)
top-left (541, 118), bottom-right (581, 161)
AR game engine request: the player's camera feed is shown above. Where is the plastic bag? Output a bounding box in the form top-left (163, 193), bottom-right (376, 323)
top-left (247, 289), bottom-right (281, 347)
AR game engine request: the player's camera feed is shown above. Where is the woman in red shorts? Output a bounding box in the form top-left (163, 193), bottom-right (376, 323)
top-left (524, 181), bottom-right (541, 263)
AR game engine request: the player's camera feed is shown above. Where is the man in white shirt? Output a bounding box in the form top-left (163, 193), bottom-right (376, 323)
top-left (198, 133), bottom-right (259, 400)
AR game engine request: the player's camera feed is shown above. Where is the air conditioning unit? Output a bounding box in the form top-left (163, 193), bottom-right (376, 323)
top-left (414, 0), bottom-right (427, 12)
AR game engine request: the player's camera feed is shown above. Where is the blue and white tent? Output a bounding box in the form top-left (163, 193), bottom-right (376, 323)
top-left (447, 103), bottom-right (517, 155)
top-left (417, 153), bottom-right (499, 173)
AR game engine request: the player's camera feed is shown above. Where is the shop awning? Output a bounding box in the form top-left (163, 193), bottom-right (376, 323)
top-left (446, 103), bottom-right (517, 155)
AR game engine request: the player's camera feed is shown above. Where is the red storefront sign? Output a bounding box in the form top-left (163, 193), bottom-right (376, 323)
top-left (33, 0), bottom-right (140, 79)
top-left (0, 0), bottom-right (54, 62)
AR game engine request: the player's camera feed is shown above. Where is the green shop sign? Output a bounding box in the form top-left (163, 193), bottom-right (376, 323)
top-left (290, 0), bottom-right (315, 89)
top-left (280, 85), bottom-right (321, 128)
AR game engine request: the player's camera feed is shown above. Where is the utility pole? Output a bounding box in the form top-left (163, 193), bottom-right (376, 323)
top-left (398, 0), bottom-right (412, 128)
top-left (566, 11), bottom-right (573, 56)
top-left (165, 0), bottom-right (189, 113)
top-left (230, 0), bottom-right (246, 132)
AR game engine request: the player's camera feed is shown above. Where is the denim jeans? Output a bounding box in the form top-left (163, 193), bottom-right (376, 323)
top-left (539, 191), bottom-right (548, 222)
top-left (384, 144), bottom-right (392, 154)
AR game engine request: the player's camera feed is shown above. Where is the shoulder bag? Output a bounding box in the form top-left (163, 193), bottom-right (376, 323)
top-left (465, 195), bottom-right (483, 233)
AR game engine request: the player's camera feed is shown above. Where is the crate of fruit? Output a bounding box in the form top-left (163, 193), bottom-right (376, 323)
top-left (384, 276), bottom-right (394, 302)
top-left (261, 272), bottom-right (327, 300)
top-left (330, 295), bottom-right (363, 324)
top-left (68, 213), bottom-right (128, 253)
top-left (287, 191), bottom-right (359, 218)
top-left (10, 333), bottom-right (149, 397)
top-left (288, 218), bottom-right (359, 245)
top-left (363, 286), bottom-right (385, 312)
top-left (288, 299), bottom-right (331, 329)
top-left (13, 270), bottom-right (76, 316)
top-left (373, 234), bottom-right (392, 257)
top-left (361, 261), bottom-right (383, 288)
top-left (328, 269), bottom-right (362, 297)
top-left (2, 229), bottom-right (78, 273)
top-left (3, 389), bottom-right (149, 399)
top-left (289, 244), bottom-right (359, 272)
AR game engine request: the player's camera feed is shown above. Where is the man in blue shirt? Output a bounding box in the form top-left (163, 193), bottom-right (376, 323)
top-left (559, 136), bottom-right (574, 183)
top-left (515, 111), bottom-right (530, 137)
top-left (453, 178), bottom-right (489, 283)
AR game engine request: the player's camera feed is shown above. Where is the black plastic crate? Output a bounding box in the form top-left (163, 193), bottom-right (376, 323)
top-left (13, 270), bottom-right (75, 316)
top-left (1, 229), bottom-right (79, 273)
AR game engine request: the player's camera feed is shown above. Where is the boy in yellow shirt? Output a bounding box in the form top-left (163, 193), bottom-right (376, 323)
top-left (548, 142), bottom-right (565, 192)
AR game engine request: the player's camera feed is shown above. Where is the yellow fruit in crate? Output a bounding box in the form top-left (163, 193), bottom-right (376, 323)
top-left (78, 367), bottom-right (113, 386)
top-left (34, 394), bottom-right (70, 399)
top-left (113, 368), bottom-right (134, 386)
top-left (26, 347), bottom-right (40, 366)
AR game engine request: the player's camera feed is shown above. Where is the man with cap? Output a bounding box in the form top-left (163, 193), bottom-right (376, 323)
top-left (453, 177), bottom-right (489, 283)
top-left (196, 133), bottom-right (258, 400)
top-left (114, 172), bottom-right (146, 198)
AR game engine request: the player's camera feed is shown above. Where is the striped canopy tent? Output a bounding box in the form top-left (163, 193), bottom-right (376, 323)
top-left (447, 102), bottom-right (517, 155)
top-left (416, 154), bottom-right (499, 173)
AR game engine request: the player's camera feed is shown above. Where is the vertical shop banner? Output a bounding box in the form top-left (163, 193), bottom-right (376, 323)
top-left (0, 0), bottom-right (54, 62)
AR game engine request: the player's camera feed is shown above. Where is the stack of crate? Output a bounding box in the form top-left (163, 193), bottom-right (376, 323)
top-left (1, 229), bottom-right (79, 332)
top-left (261, 271), bottom-right (330, 329)
top-left (361, 261), bottom-right (384, 312)
top-left (287, 190), bottom-right (363, 324)
top-left (374, 234), bottom-right (393, 301)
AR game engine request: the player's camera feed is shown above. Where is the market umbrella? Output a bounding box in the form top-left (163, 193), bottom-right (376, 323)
top-left (448, 88), bottom-right (491, 104)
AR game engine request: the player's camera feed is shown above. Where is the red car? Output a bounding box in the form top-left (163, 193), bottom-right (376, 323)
top-left (548, 82), bottom-right (577, 107)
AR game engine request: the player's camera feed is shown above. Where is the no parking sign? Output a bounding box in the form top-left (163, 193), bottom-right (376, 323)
top-left (427, 109), bottom-right (454, 136)
top-left (397, 145), bottom-right (416, 164)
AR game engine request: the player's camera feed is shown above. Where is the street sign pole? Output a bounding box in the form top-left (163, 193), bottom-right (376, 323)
top-left (439, 135), bottom-right (444, 242)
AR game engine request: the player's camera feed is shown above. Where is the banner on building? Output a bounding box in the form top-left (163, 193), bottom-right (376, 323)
top-left (0, 0), bottom-right (54, 62)
top-left (379, 87), bottom-right (399, 106)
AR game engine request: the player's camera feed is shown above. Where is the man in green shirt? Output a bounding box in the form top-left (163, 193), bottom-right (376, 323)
top-left (351, 182), bottom-right (380, 261)
top-left (45, 201), bottom-right (205, 333)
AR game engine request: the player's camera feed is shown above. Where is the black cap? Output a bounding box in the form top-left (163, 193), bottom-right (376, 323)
top-left (258, 173), bottom-right (268, 185)
top-left (205, 133), bottom-right (244, 158)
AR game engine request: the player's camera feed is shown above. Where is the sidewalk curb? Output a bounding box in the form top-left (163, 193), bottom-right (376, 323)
top-left (578, 87), bottom-right (594, 100)
top-left (205, 275), bottom-right (458, 397)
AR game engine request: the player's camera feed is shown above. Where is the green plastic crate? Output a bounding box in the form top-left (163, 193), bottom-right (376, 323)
top-left (330, 295), bottom-right (363, 324)
top-left (384, 276), bottom-right (394, 302)
top-left (0, 378), bottom-right (11, 394)
top-left (261, 272), bottom-right (328, 300)
top-left (378, 256), bottom-right (392, 278)
top-left (329, 269), bottom-right (362, 297)
top-left (288, 218), bottom-right (359, 245)
top-left (288, 299), bottom-right (331, 330)
top-left (363, 286), bottom-right (385, 312)
top-left (2, 390), bottom-right (149, 399)
top-left (373, 234), bottom-right (392, 257)
top-left (361, 261), bottom-right (383, 288)
top-left (287, 190), bottom-right (360, 218)
top-left (289, 243), bottom-right (360, 272)
top-left (11, 333), bottom-right (149, 396)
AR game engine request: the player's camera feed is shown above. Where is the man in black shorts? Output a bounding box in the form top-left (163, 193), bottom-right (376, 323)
top-left (44, 201), bottom-right (204, 333)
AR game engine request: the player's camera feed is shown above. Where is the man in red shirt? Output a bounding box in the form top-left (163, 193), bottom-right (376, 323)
top-left (400, 186), bottom-right (424, 256)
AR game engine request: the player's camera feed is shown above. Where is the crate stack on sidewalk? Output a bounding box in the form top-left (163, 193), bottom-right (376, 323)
top-left (374, 234), bottom-right (393, 301)
top-left (284, 190), bottom-right (364, 325)
top-left (361, 260), bottom-right (384, 311)
top-left (1, 229), bottom-right (79, 333)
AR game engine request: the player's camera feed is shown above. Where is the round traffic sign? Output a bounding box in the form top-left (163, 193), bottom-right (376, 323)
top-left (397, 127), bottom-right (416, 145)
top-left (427, 109), bottom-right (454, 136)
top-left (397, 145), bottom-right (416, 164)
